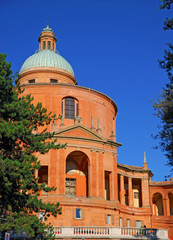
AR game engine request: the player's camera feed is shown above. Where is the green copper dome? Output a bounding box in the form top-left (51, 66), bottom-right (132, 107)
top-left (19, 50), bottom-right (74, 76)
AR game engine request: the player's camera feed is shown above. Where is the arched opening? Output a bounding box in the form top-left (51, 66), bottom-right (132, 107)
top-left (152, 193), bottom-right (164, 216)
top-left (168, 193), bottom-right (173, 215)
top-left (62, 97), bottom-right (79, 119)
top-left (65, 151), bottom-right (89, 197)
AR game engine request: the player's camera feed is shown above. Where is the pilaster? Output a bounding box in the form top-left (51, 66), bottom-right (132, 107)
top-left (59, 149), bottom-right (65, 194)
top-left (98, 152), bottom-right (104, 198)
top-left (91, 150), bottom-right (97, 197)
top-left (50, 149), bottom-right (57, 190)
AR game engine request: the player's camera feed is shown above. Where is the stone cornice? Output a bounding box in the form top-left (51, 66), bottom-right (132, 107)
top-left (117, 171), bottom-right (150, 179)
top-left (90, 148), bottom-right (105, 153)
top-left (19, 82), bottom-right (118, 113)
top-left (150, 182), bottom-right (173, 187)
top-left (53, 123), bottom-right (122, 148)
top-left (117, 163), bottom-right (152, 174)
top-left (56, 135), bottom-right (121, 148)
top-left (64, 143), bottom-right (118, 154)
top-left (18, 67), bottom-right (77, 85)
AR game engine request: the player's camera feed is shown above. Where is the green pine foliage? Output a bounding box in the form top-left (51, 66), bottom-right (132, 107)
top-left (159, 0), bottom-right (173, 30)
top-left (153, 1), bottom-right (173, 171)
top-left (0, 53), bottom-right (64, 239)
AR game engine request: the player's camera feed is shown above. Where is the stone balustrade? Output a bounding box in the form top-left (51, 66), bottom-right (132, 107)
top-left (53, 226), bottom-right (169, 239)
top-left (0, 227), bottom-right (168, 239)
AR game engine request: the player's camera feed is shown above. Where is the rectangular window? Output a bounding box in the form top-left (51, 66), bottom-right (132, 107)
top-left (76, 208), bottom-right (81, 219)
top-left (43, 41), bottom-right (46, 49)
top-left (119, 217), bottom-right (122, 227)
top-left (105, 171), bottom-right (111, 200)
top-left (50, 79), bottom-right (58, 83)
top-left (65, 98), bottom-right (75, 119)
top-left (65, 178), bottom-right (76, 196)
top-left (48, 41), bottom-right (51, 49)
top-left (136, 220), bottom-right (141, 228)
top-left (134, 192), bottom-right (139, 199)
top-left (29, 79), bottom-right (35, 83)
top-left (38, 166), bottom-right (48, 184)
top-left (107, 215), bottom-right (111, 224)
top-left (127, 219), bottom-right (130, 227)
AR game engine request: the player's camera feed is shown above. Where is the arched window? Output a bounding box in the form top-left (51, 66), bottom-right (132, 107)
top-left (48, 41), bottom-right (51, 49)
top-left (152, 193), bottom-right (164, 216)
top-left (43, 41), bottom-right (46, 49)
top-left (62, 97), bottom-right (79, 119)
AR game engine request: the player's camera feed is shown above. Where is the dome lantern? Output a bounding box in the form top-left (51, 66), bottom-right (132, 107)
top-left (38, 24), bottom-right (57, 52)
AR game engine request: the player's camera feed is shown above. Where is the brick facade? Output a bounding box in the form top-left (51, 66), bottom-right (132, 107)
top-left (17, 25), bottom-right (173, 238)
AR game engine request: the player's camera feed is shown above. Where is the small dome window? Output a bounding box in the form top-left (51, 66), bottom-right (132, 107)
top-left (28, 79), bottom-right (35, 84)
top-left (50, 79), bottom-right (58, 83)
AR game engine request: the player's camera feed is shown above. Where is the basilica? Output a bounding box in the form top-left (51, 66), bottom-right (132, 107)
top-left (17, 24), bottom-right (173, 239)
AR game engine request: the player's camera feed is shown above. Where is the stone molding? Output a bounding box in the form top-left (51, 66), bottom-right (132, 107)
top-left (64, 143), bottom-right (117, 154)
top-left (117, 171), bottom-right (149, 179)
top-left (90, 148), bottom-right (104, 153)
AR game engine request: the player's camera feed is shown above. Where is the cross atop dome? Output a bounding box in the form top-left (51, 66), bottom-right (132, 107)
top-left (42, 19), bottom-right (53, 33)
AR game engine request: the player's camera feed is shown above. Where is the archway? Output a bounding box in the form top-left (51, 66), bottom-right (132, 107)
top-left (65, 151), bottom-right (89, 197)
top-left (152, 193), bottom-right (164, 216)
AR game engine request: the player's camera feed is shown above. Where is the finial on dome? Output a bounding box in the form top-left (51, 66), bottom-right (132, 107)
top-left (96, 118), bottom-right (101, 133)
top-left (41, 21), bottom-right (53, 33)
top-left (91, 116), bottom-right (95, 130)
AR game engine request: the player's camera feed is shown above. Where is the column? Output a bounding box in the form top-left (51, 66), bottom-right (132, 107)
top-left (141, 178), bottom-right (150, 207)
top-left (59, 149), bottom-right (65, 194)
top-left (120, 175), bottom-right (125, 204)
top-left (163, 194), bottom-right (169, 217)
top-left (88, 157), bottom-right (91, 197)
top-left (128, 177), bottom-right (133, 206)
top-left (167, 194), bottom-right (171, 216)
top-left (166, 194), bottom-right (170, 216)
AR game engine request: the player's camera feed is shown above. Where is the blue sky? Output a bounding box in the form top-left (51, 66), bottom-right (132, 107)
top-left (0, 0), bottom-right (172, 181)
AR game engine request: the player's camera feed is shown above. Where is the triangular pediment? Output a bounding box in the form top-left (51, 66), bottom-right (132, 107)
top-left (54, 123), bottom-right (107, 142)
